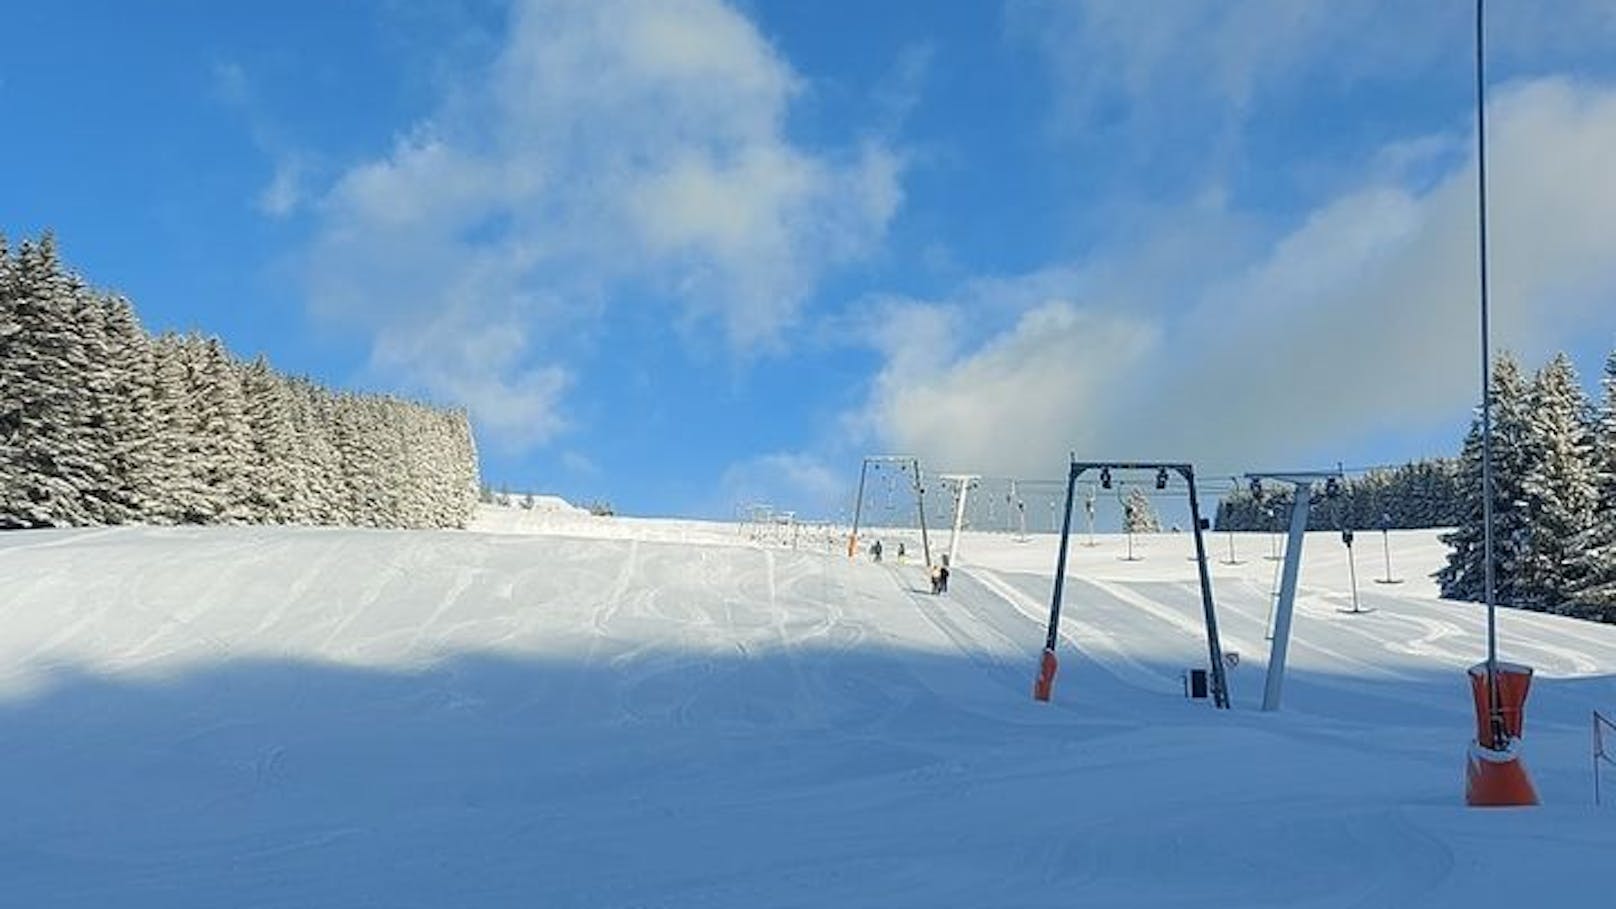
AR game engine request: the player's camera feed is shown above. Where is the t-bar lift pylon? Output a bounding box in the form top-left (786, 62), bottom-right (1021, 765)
top-left (939, 474), bottom-right (980, 567)
top-left (848, 455), bottom-right (933, 568)
top-left (1034, 458), bottom-right (1231, 709)
top-left (1244, 469), bottom-right (1343, 712)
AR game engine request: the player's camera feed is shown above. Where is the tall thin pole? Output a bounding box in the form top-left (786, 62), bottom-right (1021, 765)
top-left (849, 459), bottom-right (871, 558)
top-left (1344, 534), bottom-right (1363, 614)
top-left (1043, 461), bottom-right (1081, 653)
top-left (912, 459), bottom-right (933, 569)
top-left (1475, 0), bottom-right (1504, 746)
top-left (945, 475), bottom-right (976, 567)
top-left (1185, 468), bottom-right (1229, 709)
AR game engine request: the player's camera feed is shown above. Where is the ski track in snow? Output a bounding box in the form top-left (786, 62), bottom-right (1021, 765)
top-left (0, 519), bottom-right (1613, 906)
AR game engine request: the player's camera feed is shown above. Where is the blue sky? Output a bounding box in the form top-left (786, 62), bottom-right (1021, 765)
top-left (6, 0), bottom-right (1616, 518)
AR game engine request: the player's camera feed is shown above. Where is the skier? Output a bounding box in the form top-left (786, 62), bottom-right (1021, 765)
top-left (937, 562), bottom-right (950, 594)
top-left (896, 541), bottom-right (906, 562)
top-left (870, 539), bottom-right (883, 563)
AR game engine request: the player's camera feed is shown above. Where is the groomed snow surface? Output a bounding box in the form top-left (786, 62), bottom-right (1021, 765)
top-left (1, 509), bottom-right (1612, 906)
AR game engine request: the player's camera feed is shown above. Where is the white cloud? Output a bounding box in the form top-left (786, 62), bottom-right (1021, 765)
top-left (214, 59), bottom-right (309, 220)
top-left (1011, 0), bottom-right (1616, 129)
top-left (856, 299), bottom-right (1157, 478)
top-left (256, 158), bottom-right (303, 218)
top-left (304, 0), bottom-right (902, 446)
top-left (716, 452), bottom-right (847, 517)
top-left (853, 78), bottom-right (1616, 476)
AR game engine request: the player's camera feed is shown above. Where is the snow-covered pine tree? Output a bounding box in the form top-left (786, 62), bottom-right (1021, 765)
top-left (438, 408), bottom-right (470, 526)
top-left (330, 393), bottom-right (379, 526)
top-left (1404, 459), bottom-right (1459, 527)
top-left (0, 235), bottom-right (18, 519)
top-left (289, 378), bottom-right (345, 525)
top-left (1438, 354), bottom-right (1534, 606)
top-left (396, 402), bottom-right (448, 529)
top-left (180, 337), bottom-right (254, 523)
top-left (364, 396), bottom-right (408, 527)
top-left (455, 410), bottom-right (479, 525)
top-left (366, 397), bottom-right (403, 527)
top-left (1570, 351), bottom-right (1616, 618)
top-left (0, 235), bottom-right (105, 527)
top-left (1516, 353), bottom-right (1598, 614)
top-left (242, 356), bottom-right (309, 524)
top-left (147, 333), bottom-right (211, 523)
top-left (68, 287), bottom-right (133, 524)
top-left (1122, 486), bottom-right (1161, 534)
top-left (100, 294), bottom-right (161, 522)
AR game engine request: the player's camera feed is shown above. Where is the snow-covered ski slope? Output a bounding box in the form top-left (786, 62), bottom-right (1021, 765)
top-left (1, 511), bottom-right (1612, 907)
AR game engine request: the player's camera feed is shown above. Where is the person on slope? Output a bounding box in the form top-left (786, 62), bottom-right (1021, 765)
top-left (870, 539), bottom-right (883, 563)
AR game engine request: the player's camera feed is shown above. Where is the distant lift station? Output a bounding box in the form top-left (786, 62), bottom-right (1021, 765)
top-left (1035, 459), bottom-right (1231, 710)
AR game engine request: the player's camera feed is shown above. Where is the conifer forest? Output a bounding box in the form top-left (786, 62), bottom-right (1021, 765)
top-left (0, 234), bottom-right (479, 530)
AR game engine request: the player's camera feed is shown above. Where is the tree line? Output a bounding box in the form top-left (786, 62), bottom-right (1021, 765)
top-left (0, 233), bottom-right (480, 530)
top-left (1214, 460), bottom-right (1463, 533)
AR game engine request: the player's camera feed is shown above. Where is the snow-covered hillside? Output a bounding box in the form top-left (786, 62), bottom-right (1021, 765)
top-left (0, 520), bottom-right (1612, 906)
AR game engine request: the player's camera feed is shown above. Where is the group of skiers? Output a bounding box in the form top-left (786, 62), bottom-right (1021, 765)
top-left (865, 538), bottom-right (948, 594)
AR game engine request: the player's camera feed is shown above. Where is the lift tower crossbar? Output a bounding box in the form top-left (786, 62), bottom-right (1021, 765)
top-left (1038, 459), bottom-right (1230, 709)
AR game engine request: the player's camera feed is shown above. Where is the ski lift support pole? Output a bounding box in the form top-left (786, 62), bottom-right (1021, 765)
top-left (851, 455), bottom-right (932, 565)
top-left (941, 474), bottom-right (980, 567)
top-left (848, 460), bottom-right (872, 557)
top-left (1245, 468), bottom-right (1345, 711)
top-left (911, 458), bottom-right (934, 569)
top-left (1039, 459), bottom-right (1229, 708)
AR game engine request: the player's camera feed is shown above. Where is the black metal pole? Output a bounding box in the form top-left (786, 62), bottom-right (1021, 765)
top-left (913, 459), bottom-right (933, 569)
top-left (1475, 0), bottom-right (1505, 748)
top-left (1185, 466), bottom-right (1230, 708)
top-left (1043, 460), bottom-right (1081, 652)
top-left (848, 458), bottom-right (871, 557)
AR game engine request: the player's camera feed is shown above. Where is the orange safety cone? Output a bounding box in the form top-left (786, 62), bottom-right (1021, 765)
top-left (1465, 661), bottom-right (1539, 807)
top-left (1033, 647), bottom-right (1059, 702)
